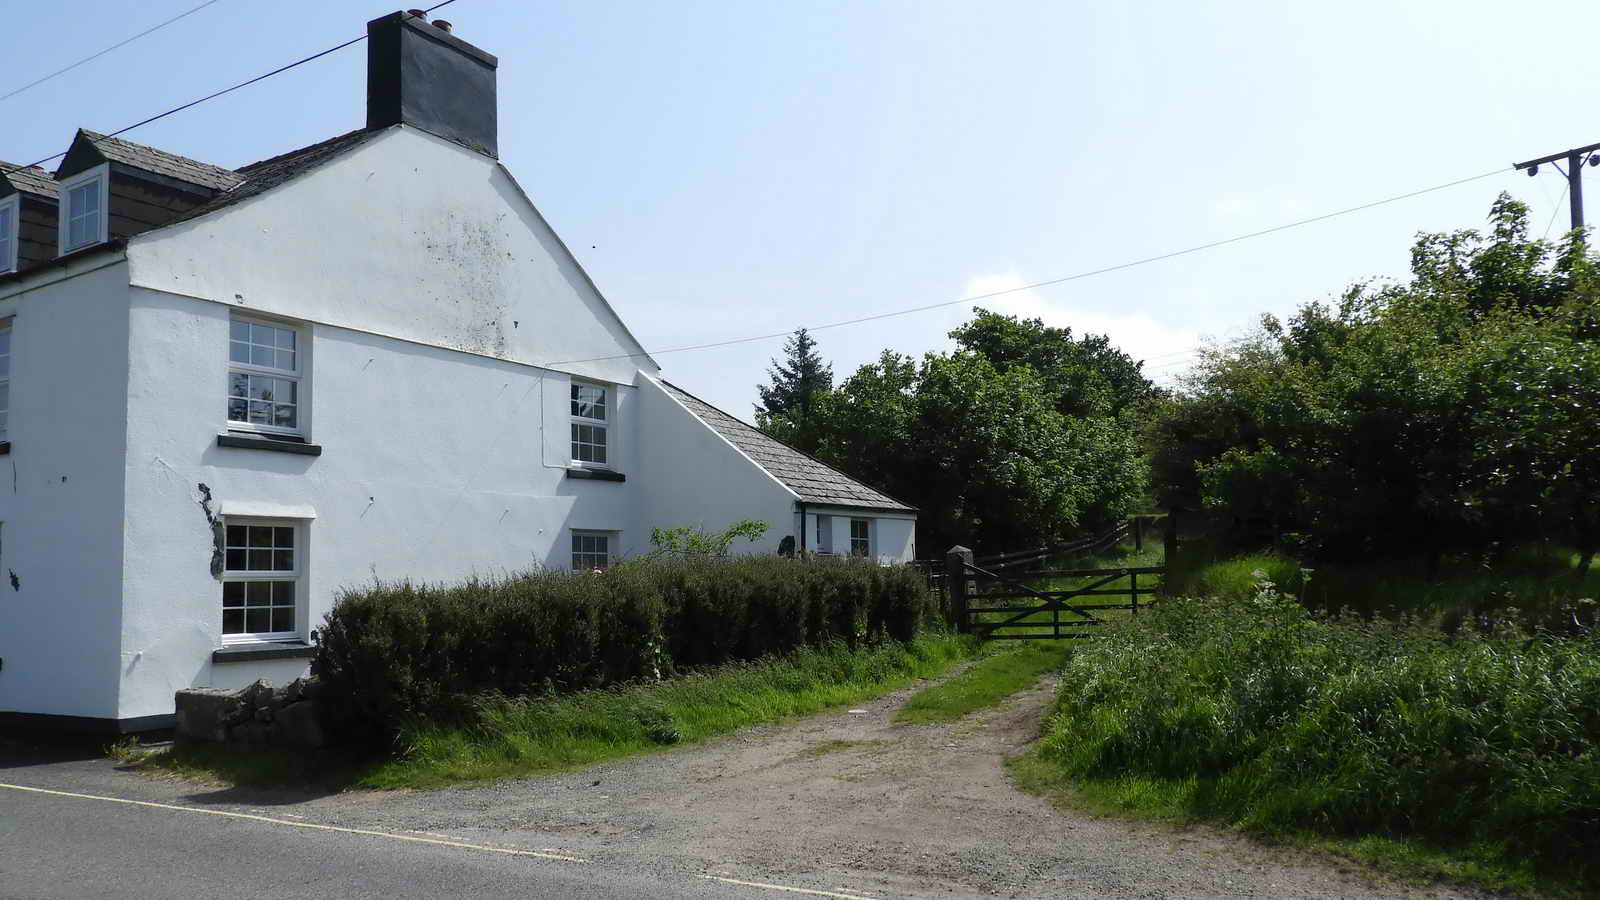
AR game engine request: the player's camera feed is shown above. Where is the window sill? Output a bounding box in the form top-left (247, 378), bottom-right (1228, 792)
top-left (565, 467), bottom-right (625, 483)
top-left (212, 641), bottom-right (315, 663)
top-left (218, 434), bottom-right (322, 456)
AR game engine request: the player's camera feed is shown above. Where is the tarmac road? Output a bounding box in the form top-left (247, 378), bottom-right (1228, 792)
top-left (0, 777), bottom-right (765, 900)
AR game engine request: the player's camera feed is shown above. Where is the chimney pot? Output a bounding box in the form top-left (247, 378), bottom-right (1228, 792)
top-left (432, 19), bottom-right (452, 33)
top-left (406, 8), bottom-right (427, 21)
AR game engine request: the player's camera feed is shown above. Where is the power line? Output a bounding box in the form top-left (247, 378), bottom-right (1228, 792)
top-left (1, 1), bottom-right (458, 180)
top-left (0, 0), bottom-right (228, 105)
top-left (543, 165), bottom-right (1511, 368)
top-left (1543, 182), bottom-right (1572, 240)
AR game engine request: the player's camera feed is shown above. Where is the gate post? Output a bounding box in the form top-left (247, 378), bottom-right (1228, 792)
top-left (1162, 509), bottom-right (1180, 596)
top-left (946, 546), bottom-right (973, 633)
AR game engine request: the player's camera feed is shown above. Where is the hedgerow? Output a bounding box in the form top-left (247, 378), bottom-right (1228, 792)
top-left (1040, 573), bottom-right (1600, 889)
top-left (313, 556), bottom-right (936, 739)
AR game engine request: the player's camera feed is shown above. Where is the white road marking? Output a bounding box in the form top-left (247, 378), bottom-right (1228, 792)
top-left (700, 875), bottom-right (877, 900)
top-left (0, 782), bottom-right (586, 863)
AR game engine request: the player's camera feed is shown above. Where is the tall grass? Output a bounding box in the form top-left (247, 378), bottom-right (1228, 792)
top-left (1177, 547), bottom-right (1600, 633)
top-left (1038, 572), bottom-right (1600, 893)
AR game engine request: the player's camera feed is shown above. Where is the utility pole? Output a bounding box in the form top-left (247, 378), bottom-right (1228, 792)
top-left (1514, 140), bottom-right (1600, 233)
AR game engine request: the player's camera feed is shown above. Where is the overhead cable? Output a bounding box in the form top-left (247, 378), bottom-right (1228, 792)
top-left (0, 0), bottom-right (228, 105)
top-left (542, 166), bottom-right (1510, 367)
top-left (1, 1), bottom-right (459, 179)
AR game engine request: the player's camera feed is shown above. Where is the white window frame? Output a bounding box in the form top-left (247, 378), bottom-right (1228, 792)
top-left (850, 518), bottom-right (871, 558)
top-left (57, 164), bottom-right (108, 255)
top-left (0, 318), bottom-right (10, 442)
top-left (571, 530), bottom-right (618, 571)
top-left (569, 379), bottom-right (612, 469)
top-left (220, 518), bottom-right (305, 645)
top-left (226, 314), bottom-right (307, 438)
top-left (0, 194), bottom-right (18, 274)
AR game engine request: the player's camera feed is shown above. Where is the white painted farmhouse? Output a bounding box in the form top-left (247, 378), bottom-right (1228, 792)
top-left (0, 12), bottom-right (915, 734)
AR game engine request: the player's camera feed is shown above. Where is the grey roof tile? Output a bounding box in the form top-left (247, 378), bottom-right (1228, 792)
top-left (80, 130), bottom-right (244, 192)
top-left (660, 380), bottom-right (915, 512)
top-left (1, 162), bottom-right (58, 199)
top-left (168, 128), bottom-right (381, 225)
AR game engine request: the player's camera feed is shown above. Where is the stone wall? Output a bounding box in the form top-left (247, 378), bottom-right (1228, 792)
top-left (174, 678), bottom-right (327, 748)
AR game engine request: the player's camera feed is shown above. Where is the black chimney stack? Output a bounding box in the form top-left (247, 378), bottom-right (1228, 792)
top-left (366, 11), bottom-right (498, 158)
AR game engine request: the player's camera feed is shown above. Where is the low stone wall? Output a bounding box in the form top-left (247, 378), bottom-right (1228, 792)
top-left (175, 678), bottom-right (327, 748)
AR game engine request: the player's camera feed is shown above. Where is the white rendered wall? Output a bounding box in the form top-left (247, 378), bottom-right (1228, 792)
top-left (0, 261), bottom-right (132, 720)
top-left (116, 288), bottom-right (642, 720)
top-left (874, 516), bottom-right (917, 563)
top-left (125, 126), bottom-right (655, 387)
top-left (805, 506), bottom-right (917, 564)
top-left (635, 374), bottom-right (798, 555)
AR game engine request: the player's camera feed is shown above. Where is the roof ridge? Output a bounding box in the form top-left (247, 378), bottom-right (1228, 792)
top-left (235, 126), bottom-right (377, 174)
top-left (76, 128), bottom-right (243, 189)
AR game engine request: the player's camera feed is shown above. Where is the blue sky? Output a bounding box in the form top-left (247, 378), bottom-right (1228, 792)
top-left (7, 1), bottom-right (1596, 417)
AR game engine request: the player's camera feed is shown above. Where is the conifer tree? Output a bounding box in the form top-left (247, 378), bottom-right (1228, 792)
top-left (756, 328), bottom-right (833, 451)
top-left (757, 328), bottom-right (833, 418)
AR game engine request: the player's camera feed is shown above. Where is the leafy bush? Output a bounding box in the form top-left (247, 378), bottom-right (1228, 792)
top-left (1040, 574), bottom-right (1600, 888)
top-left (1149, 195), bottom-right (1600, 567)
top-left (649, 518), bottom-right (769, 556)
top-left (314, 556), bottom-right (937, 739)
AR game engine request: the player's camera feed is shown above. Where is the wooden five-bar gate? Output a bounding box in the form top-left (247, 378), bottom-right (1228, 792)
top-left (932, 517), bottom-right (1169, 640)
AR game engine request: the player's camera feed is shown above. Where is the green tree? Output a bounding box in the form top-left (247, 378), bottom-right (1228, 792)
top-left (808, 348), bottom-right (1145, 552)
top-left (950, 308), bottom-right (1155, 417)
top-left (1148, 194), bottom-right (1600, 563)
top-left (755, 328), bottom-right (833, 452)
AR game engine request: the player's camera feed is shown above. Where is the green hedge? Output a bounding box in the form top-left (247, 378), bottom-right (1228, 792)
top-left (313, 556), bottom-right (936, 738)
top-left (1041, 575), bottom-right (1600, 889)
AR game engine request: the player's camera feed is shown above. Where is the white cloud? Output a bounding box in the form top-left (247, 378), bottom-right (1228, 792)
top-left (960, 272), bottom-right (1203, 378)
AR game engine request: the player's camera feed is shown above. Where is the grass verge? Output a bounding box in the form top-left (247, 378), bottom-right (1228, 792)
top-left (120, 634), bottom-right (973, 790)
top-left (895, 641), bottom-right (1072, 725)
top-left (1007, 751), bottom-right (1551, 897)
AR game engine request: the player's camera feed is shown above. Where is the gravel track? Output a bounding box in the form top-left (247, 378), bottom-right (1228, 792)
top-left (9, 667), bottom-right (1499, 899)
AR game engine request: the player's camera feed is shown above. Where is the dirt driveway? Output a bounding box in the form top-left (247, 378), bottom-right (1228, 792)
top-left (6, 668), bottom-right (1496, 899)
top-left (238, 669), bottom-right (1487, 899)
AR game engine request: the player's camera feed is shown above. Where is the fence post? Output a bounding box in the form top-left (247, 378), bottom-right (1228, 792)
top-left (1162, 509), bottom-right (1180, 596)
top-left (946, 546), bottom-right (973, 634)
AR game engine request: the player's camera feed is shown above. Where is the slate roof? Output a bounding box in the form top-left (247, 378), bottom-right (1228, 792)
top-left (170, 128), bottom-right (381, 225)
top-left (659, 380), bottom-right (915, 512)
top-left (79, 130), bottom-right (244, 192)
top-left (1, 162), bottom-right (58, 199)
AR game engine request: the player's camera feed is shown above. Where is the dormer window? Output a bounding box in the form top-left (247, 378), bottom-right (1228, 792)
top-left (57, 164), bottom-right (107, 254)
top-left (0, 195), bottom-right (17, 274)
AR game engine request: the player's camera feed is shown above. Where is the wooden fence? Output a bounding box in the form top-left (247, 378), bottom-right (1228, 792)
top-left (913, 516), bottom-right (1173, 640)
